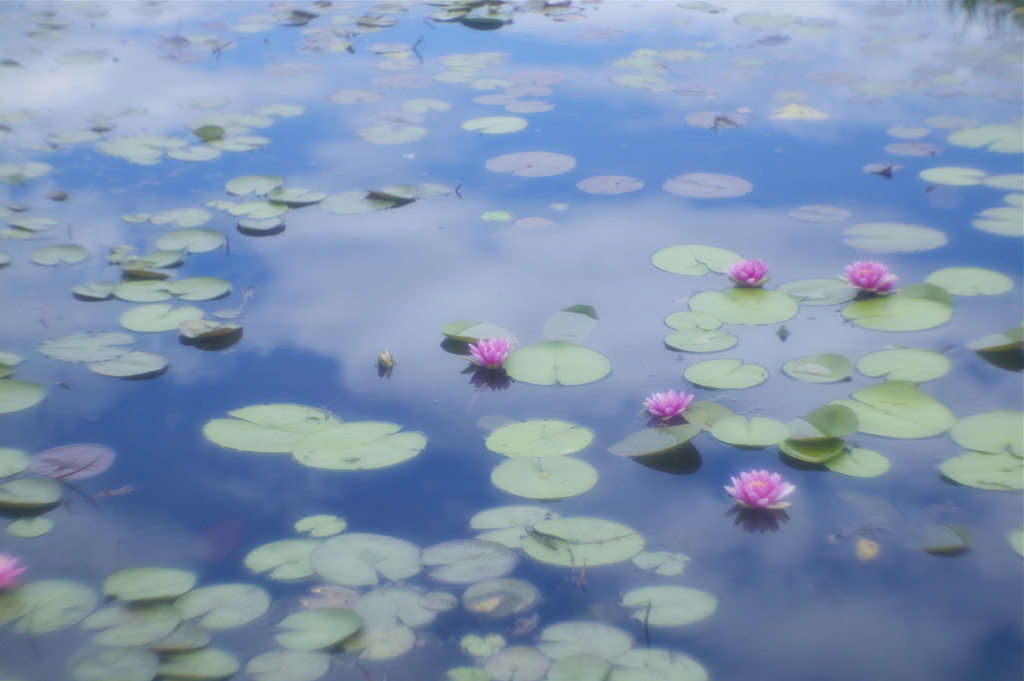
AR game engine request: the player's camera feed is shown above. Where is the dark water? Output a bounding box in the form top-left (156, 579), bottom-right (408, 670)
top-left (0, 2), bottom-right (1021, 680)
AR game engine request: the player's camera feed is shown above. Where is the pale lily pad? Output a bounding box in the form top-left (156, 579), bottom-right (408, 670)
top-left (120, 304), bottom-right (204, 332)
top-left (462, 634), bottom-right (507, 657)
top-left (226, 201), bottom-right (289, 219)
top-left (825, 448), bottom-right (891, 477)
top-left (40, 332), bottom-right (135, 362)
top-left (238, 218), bottom-right (285, 234)
top-left (0, 580), bottom-right (97, 633)
top-left (710, 416), bottom-right (790, 448)
top-left (463, 578), bottom-right (539, 617)
top-left (621, 586), bottom-right (717, 626)
top-left (8, 517), bottom-right (54, 538)
top-left (167, 146), bottom-right (222, 162)
top-left (769, 103), bottom-right (828, 120)
top-left (421, 540), bottom-right (516, 583)
top-left (1009, 528), bottom-right (1024, 557)
top-left (522, 517), bottom-right (644, 567)
top-left (664, 329), bottom-right (737, 352)
top-left (73, 649), bottom-right (159, 681)
top-left (841, 222), bottom-right (947, 253)
top-left (441, 322), bottom-right (518, 344)
top-left (470, 505), bottom-right (562, 548)
top-left (292, 422), bottom-right (427, 471)
top-left (779, 437), bottom-right (845, 464)
top-left (492, 456), bottom-right (598, 500)
top-left (319, 191), bottom-right (397, 214)
top-left (650, 244), bottom-right (741, 276)
top-left (175, 584), bottom-right (270, 628)
top-left (168, 277), bottom-right (232, 301)
top-left (914, 525), bottom-right (972, 555)
top-left (631, 551), bottom-right (691, 576)
top-left (608, 649), bottom-right (708, 681)
top-left (148, 621), bottom-right (212, 652)
top-left (607, 425), bottom-right (703, 457)
top-left (245, 539), bottom-right (320, 580)
top-left (546, 655), bottom-right (611, 681)
top-left (0, 381), bottom-right (45, 414)
top-left (967, 324), bottom-right (1024, 352)
top-left (855, 348), bottom-right (951, 382)
top-left (226, 175), bottom-right (285, 196)
top-left (245, 650), bottom-right (331, 681)
top-left (462, 116), bottom-right (527, 134)
top-left (689, 288), bottom-right (799, 325)
top-left (982, 174), bottom-right (1024, 191)
top-left (179, 320), bottom-right (242, 340)
top-left (353, 586), bottom-right (437, 628)
top-left (684, 359), bottom-right (768, 389)
top-left (89, 351), bottom-right (169, 378)
top-left (788, 404), bottom-right (859, 441)
top-left (310, 533), bottom-right (422, 586)
top-left (345, 622), bottom-right (416, 660)
top-left (788, 204), bottom-right (852, 223)
top-left (0, 448), bottom-right (29, 478)
top-left (8, 216), bottom-right (59, 232)
top-left (266, 188), bottom-right (327, 207)
top-left (940, 452), bottom-right (1022, 490)
top-left (972, 206), bottom-right (1023, 237)
top-left (485, 151), bottom-right (576, 177)
top-left (537, 621), bottom-right (633, 660)
top-left (776, 278), bottom-right (858, 306)
top-left (576, 176), bottom-right (644, 195)
top-left (0, 478), bottom-right (60, 509)
top-left (925, 267), bottom-right (1013, 296)
top-left (919, 166), bottom-right (987, 186)
top-left (275, 608), bottom-right (363, 650)
top-left (157, 648), bottom-right (240, 679)
top-left (841, 284), bottom-right (953, 331)
top-left (782, 354), bottom-right (852, 383)
top-left (295, 515), bottom-right (347, 537)
top-left (504, 341), bottom-right (611, 386)
top-left (154, 228), bottom-right (225, 253)
top-left (485, 420), bottom-right (594, 457)
top-left (29, 444), bottom-right (114, 480)
top-left (663, 173), bottom-right (752, 198)
top-left (31, 244), bottom-right (89, 266)
top-left (831, 382), bottom-right (955, 439)
top-left (150, 208), bottom-right (212, 228)
top-left (950, 411), bottom-right (1023, 456)
top-left (83, 603), bottom-right (182, 646)
top-left (204, 404), bottom-right (341, 454)
top-left (947, 124), bottom-right (1024, 153)
top-left (542, 306), bottom-right (598, 344)
top-left (664, 311), bottom-right (722, 330)
top-left (113, 280), bottom-right (173, 303)
top-left (483, 646), bottom-right (550, 681)
top-left (105, 567), bottom-right (196, 601)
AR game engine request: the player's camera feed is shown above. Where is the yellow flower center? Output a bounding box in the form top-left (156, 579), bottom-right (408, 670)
top-left (748, 480), bottom-right (768, 489)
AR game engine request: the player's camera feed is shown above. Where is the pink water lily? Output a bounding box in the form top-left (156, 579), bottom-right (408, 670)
top-left (842, 260), bottom-right (898, 293)
top-left (468, 338), bottom-right (513, 369)
top-left (0, 554), bottom-right (27, 589)
top-left (643, 389), bottom-right (694, 419)
top-left (725, 259), bottom-right (770, 287)
top-left (725, 470), bottom-right (795, 509)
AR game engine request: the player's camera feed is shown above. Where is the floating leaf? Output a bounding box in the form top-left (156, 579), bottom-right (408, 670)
top-left (973, 206), bottom-right (1023, 237)
top-left (0, 478), bottom-right (60, 509)
top-left (546, 655), bottom-right (611, 681)
top-left (275, 608), bottom-right (363, 650)
top-left (650, 244), bottom-right (740, 276)
top-left (631, 551), bottom-right (691, 576)
top-left (120, 304), bottom-right (204, 332)
top-left (504, 341), bottom-right (611, 386)
top-left (831, 382), bottom-right (955, 439)
top-left (950, 411), bottom-right (1023, 457)
top-left (483, 646), bottom-right (550, 681)
top-left (7, 517), bottom-right (54, 538)
top-left (226, 175), bottom-right (285, 196)
top-left (841, 284), bottom-right (953, 332)
top-left (947, 124), bottom-right (1024, 153)
top-left (782, 354), bottom-right (852, 383)
top-left (168, 277), bottom-right (232, 301)
top-left (420, 539), bottom-right (517, 583)
top-left (73, 649), bottom-right (159, 681)
top-left (441, 321), bottom-right (518, 343)
top-left (28, 444), bottom-right (114, 480)
top-left (608, 425), bottom-right (702, 457)
top-left (576, 176), bottom-right (644, 194)
top-left (491, 456), bottom-right (598, 500)
top-left (89, 351), bottom-right (168, 378)
top-left (245, 650), bottom-right (331, 681)
top-left (542, 307), bottom-right (598, 343)
top-left (967, 324), bottom-right (1024, 353)
top-left (609, 648), bottom-right (708, 681)
top-left (150, 208), bottom-right (212, 228)
top-left (469, 505), bottom-right (562, 548)
top-left (485, 152), bottom-right (576, 177)
top-left (245, 540), bottom-right (320, 580)
top-left (0, 580), bottom-right (97, 633)
top-left (925, 267), bottom-right (1013, 296)
top-left (31, 244), bottom-right (89, 265)
top-left (154, 228), bottom-right (225, 253)
top-left (855, 348), bottom-right (951, 382)
top-left (462, 634), bottom-right (507, 657)
top-left (825, 448), bottom-right (891, 477)
top-left (0, 448), bottom-right (29, 478)
top-left (621, 586), bottom-right (717, 626)
top-left (710, 416), bottom-right (789, 448)
top-left (787, 204), bottom-right (852, 223)
top-left (292, 422), bottom-right (427, 470)
top-left (310, 533), bottom-right (422, 586)
top-left (113, 280), bottom-right (173, 303)
top-left (663, 173), bottom-right (752, 198)
top-left (295, 515), bottom-right (347, 537)
top-left (83, 603), bottom-right (182, 646)
top-left (522, 517), bottom-right (644, 567)
top-left (684, 359), bottom-right (768, 389)
top-left (664, 311), bottom-right (722, 330)
top-left (841, 222), bottom-right (947, 253)
top-left (204, 404), bottom-right (342, 454)
top-left (1009, 528), bottom-right (1024, 557)
top-left (105, 567), bottom-right (197, 601)
top-left (664, 328), bottom-right (737, 352)
top-left (463, 579), bottom-right (539, 617)
top-left (689, 288), bottom-right (798, 325)
top-left (157, 648), bottom-right (240, 679)
top-left (537, 621), bottom-right (633, 660)
top-left (40, 332), bottom-right (136, 362)
top-left (462, 116), bottom-right (527, 134)
top-left (266, 188), bottom-right (327, 207)
top-left (769, 103), bottom-right (828, 120)
top-left (779, 437), bottom-right (846, 464)
top-left (775, 278), bottom-right (858, 306)
top-left (485, 420), bottom-right (594, 457)
top-left (914, 525), bottom-right (972, 554)
top-left (175, 584), bottom-right (270, 628)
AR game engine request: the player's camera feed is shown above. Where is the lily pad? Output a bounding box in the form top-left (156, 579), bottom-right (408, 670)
top-left (266, 188), bottom-right (327, 207)
top-left (651, 244), bottom-right (741, 276)
top-left (608, 425), bottom-right (703, 457)
top-left (483, 646), bottom-right (551, 681)
top-left (621, 585), bottom-right (717, 626)
top-left (420, 539), bottom-right (517, 583)
top-left (40, 332), bottom-right (136, 362)
top-left (292, 422), bottom-right (427, 470)
top-left (150, 208), bottom-right (212, 228)
top-left (831, 382), bottom-right (955, 439)
top-left (504, 341), bottom-right (611, 386)
top-left (168, 277), bottom-right (232, 301)
top-left (689, 288), bottom-right (799, 325)
top-left (664, 329), bottom-right (737, 352)
top-left (310, 533), bottom-right (422, 586)
top-left (841, 284), bottom-right (953, 331)
top-left (914, 525), bottom-right (972, 555)
top-left (576, 176), bottom-right (644, 195)
top-left (463, 578), bottom-right (540, 617)
top-left (684, 359), bottom-right (768, 389)
top-left (485, 420), bottom-right (594, 457)
top-left (0, 379), bottom-right (44, 414)
top-left (631, 551), bottom-right (691, 577)
top-left (918, 167), bottom-right (987, 186)
top-left (967, 324), bottom-right (1024, 353)
top-left (157, 648), bottom-right (240, 679)
top-left (83, 603), bottom-right (182, 646)
top-left (226, 175), bottom-right (285, 196)
top-left (542, 307), bottom-right (598, 344)
top-left (0, 580), bottom-right (97, 633)
top-left (546, 656), bottom-right (611, 681)
top-left (295, 515), bottom-right (347, 537)
top-left (664, 311), bottom-right (722, 330)
top-left (775, 278), bottom-right (858, 306)
top-left (973, 206), bottom-right (1023, 237)
top-left (154, 228), bottom-right (225, 253)
top-left (113, 280), bottom-right (173, 303)
top-left (950, 411), bottom-right (1023, 456)
top-left (788, 404), bottom-right (859, 441)
top-left (6, 516), bottom-right (53, 538)
top-left (782, 354), bottom-right (852, 382)
top-left (28, 444), bottom-right (114, 480)
top-left (0, 478), bottom-right (61, 509)
top-left (31, 244), bottom-right (89, 266)
top-left (841, 222), bottom-right (947, 253)
top-left (663, 173), bottom-right (752, 198)
top-left (344, 621), bottom-right (416, 660)
top-left (608, 649), bottom-right (708, 681)
top-left (710, 416), bottom-right (790, 448)
top-left (788, 204), bottom-right (852, 223)
top-left (245, 539), bottom-right (321, 580)
top-left (825, 448), bottom-right (891, 477)
top-left (175, 584), bottom-right (270, 628)
top-left (204, 404), bottom-right (342, 454)
top-left (89, 351), bottom-right (169, 378)
top-left (779, 437), bottom-right (846, 464)
top-left (855, 348), bottom-right (951, 382)
top-left (73, 649), bottom-right (159, 681)
top-left (275, 608), bottom-right (363, 650)
top-left (522, 517), bottom-right (644, 567)
top-left (105, 568), bottom-right (197, 601)
top-left (485, 151), bottom-right (576, 177)
top-left (120, 304), bottom-right (205, 332)
top-left (441, 321), bottom-right (518, 343)
top-left (492, 456), bottom-right (597, 500)
top-left (0, 448), bottom-right (29, 478)
top-left (947, 124), bottom-right (1024, 153)
top-left (470, 505), bottom-right (562, 548)
top-left (245, 650), bottom-right (331, 681)
top-left (925, 267), bottom-right (1013, 296)
top-left (537, 621), bottom-right (633, 660)
top-left (462, 116), bottom-right (528, 134)
top-left (941, 451), bottom-right (1023, 490)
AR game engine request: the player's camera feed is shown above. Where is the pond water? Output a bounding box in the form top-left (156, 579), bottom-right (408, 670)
top-left (0, 2), bottom-right (1022, 681)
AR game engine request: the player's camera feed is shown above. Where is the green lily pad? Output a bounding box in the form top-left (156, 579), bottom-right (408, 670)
top-left (689, 288), bottom-right (799, 325)
top-left (226, 201), bottom-right (289, 219)
top-left (973, 206), bottom-right (1023, 237)
top-left (245, 539), bottom-right (321, 580)
top-left (664, 311), bottom-right (722, 330)
top-left (463, 578), bottom-right (540, 617)
top-left (663, 173), bottom-right (752, 198)
top-left (950, 410), bottom-right (1023, 456)
top-left (485, 151), bottom-right (576, 177)
top-left (352, 585), bottom-right (437, 628)
top-left (168, 277), bottom-right (232, 301)
top-left (855, 348), bottom-right (951, 382)
top-left (9, 216), bottom-right (59, 232)
top-left (825, 448), bottom-right (891, 477)
top-left (469, 505), bottom-right (562, 548)
top-left (238, 217), bottom-right (285, 234)
top-left (779, 437), bottom-right (846, 463)
top-left (485, 420), bottom-right (594, 457)
top-left (522, 517), bottom-right (644, 567)
top-left (89, 351), bottom-right (169, 378)
top-left (420, 539), bottom-right (517, 584)
top-left (537, 621), bottom-right (633, 660)
top-left (113, 280), bottom-right (173, 303)
top-left (310, 533), bottom-right (422, 586)
top-left (150, 209), bottom-right (212, 228)
top-left (607, 425), bottom-right (703, 457)
top-left (83, 603), bottom-right (182, 646)
top-left (157, 648), bottom-right (241, 679)
top-left (787, 404), bottom-right (859, 441)
top-left (204, 404), bottom-right (342, 453)
top-left (174, 584), bottom-right (270, 628)
top-left (344, 621), bottom-right (416, 660)
top-left (0, 478), bottom-right (61, 509)
top-left (0, 580), bottom-right (97, 633)
top-left (462, 116), bottom-right (528, 134)
top-left (40, 332), bottom-right (136, 362)
top-left (650, 244), bottom-right (740, 276)
top-left (664, 329), bottom-right (737, 353)
top-left (105, 567), bottom-right (197, 601)
top-left (295, 515), bottom-right (347, 537)
top-left (782, 354), bottom-right (852, 383)
top-left (31, 244), bottom-right (89, 265)
top-left (504, 341), bottom-right (611, 386)
top-left (0, 448), bottom-right (29, 478)
top-left (266, 188), bottom-right (327, 207)
top-left (462, 634), bottom-right (507, 657)
top-left (0, 380), bottom-right (46, 414)
top-left (154, 228), bottom-right (225, 253)
top-left (491, 456), bottom-right (598, 500)
top-left (621, 585), bottom-right (717, 626)
top-left (275, 607), bottom-right (364, 650)
top-left (684, 359), bottom-right (768, 389)
top-left (73, 649), bottom-right (159, 681)
top-left (226, 175), bottom-right (285, 196)
top-left (120, 304), bottom-right (205, 332)
top-left (245, 650), bottom-right (331, 681)
top-left (292, 422), bottom-right (427, 470)
top-left (775, 279), bottom-right (859, 306)
top-left (147, 621), bottom-right (212, 652)
top-left (841, 283), bottom-right (953, 331)
top-left (631, 551), bottom-right (691, 577)
top-left (441, 321), bottom-right (518, 343)
top-left (918, 167), bottom-right (987, 186)
top-left (947, 124), bottom-right (1024, 153)
top-left (937, 450), bottom-right (1019, 489)
top-left (544, 655), bottom-right (611, 681)
top-left (608, 649), bottom-right (708, 681)
top-left (831, 382), bottom-right (955, 438)
top-left (914, 525), bottom-right (972, 555)
top-left (967, 324), bottom-right (1024, 352)
top-left (841, 222), bottom-right (947, 252)
top-left (483, 646), bottom-right (551, 681)
top-left (710, 416), bottom-right (790, 448)
top-left (543, 307), bottom-right (598, 343)
top-left (925, 267), bottom-right (1013, 296)
top-left (1009, 527), bottom-right (1024, 557)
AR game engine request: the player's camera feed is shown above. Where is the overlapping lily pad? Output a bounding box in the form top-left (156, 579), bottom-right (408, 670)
top-left (73, 649), bottom-right (159, 681)
top-left (275, 608), bottom-right (363, 650)
top-left (469, 505), bottom-right (562, 548)
top-left (83, 603), bottom-right (183, 646)
top-left (121, 304), bottom-right (205, 332)
top-left (175, 584), bottom-right (270, 628)
top-left (522, 517), bottom-right (644, 567)
top-left (710, 416), bottom-right (789, 448)
top-left (463, 579), bottom-right (539, 617)
top-left (420, 539), bottom-right (516, 583)
top-left (689, 288), bottom-right (798, 325)
top-left (841, 284), bottom-right (953, 331)
top-left (310, 533), bottom-right (422, 586)
top-left (0, 580), bottom-right (97, 633)
top-left (783, 354), bottom-right (852, 383)
top-left (831, 382), bottom-right (955, 439)
top-left (537, 621), bottom-right (633, 660)
top-left (245, 650), bottom-right (331, 681)
top-left (825, 448), bottom-right (891, 477)
top-left (650, 244), bottom-right (740, 276)
top-left (608, 425), bottom-right (703, 457)
top-left (855, 348), bottom-right (951, 382)
top-left (775, 278), bottom-right (857, 306)
top-left (203, 404), bottom-right (341, 454)
top-left (950, 411), bottom-right (1023, 456)
top-left (245, 539), bottom-right (321, 580)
